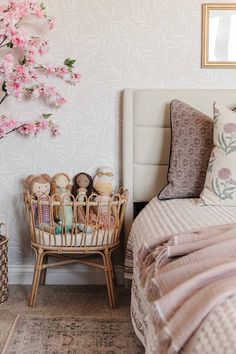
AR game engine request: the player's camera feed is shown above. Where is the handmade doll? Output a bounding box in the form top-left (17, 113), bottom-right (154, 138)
top-left (25, 174), bottom-right (55, 233)
top-left (51, 173), bottom-right (74, 234)
top-left (72, 172), bottom-right (93, 201)
top-left (72, 172), bottom-right (96, 233)
top-left (93, 167), bottom-right (117, 230)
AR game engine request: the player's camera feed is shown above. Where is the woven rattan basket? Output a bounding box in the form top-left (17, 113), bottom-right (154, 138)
top-left (0, 223), bottom-right (8, 304)
top-left (24, 188), bottom-right (128, 308)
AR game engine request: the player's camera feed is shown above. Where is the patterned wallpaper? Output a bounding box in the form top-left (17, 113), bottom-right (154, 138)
top-left (1, 0), bottom-right (236, 267)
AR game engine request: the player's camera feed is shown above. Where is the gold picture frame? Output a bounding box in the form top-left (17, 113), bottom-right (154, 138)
top-left (202, 3), bottom-right (236, 68)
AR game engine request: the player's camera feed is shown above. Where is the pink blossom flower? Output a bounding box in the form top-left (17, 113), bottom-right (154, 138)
top-left (12, 36), bottom-right (25, 48)
top-left (2, 54), bottom-right (14, 75)
top-left (17, 118), bottom-right (50, 136)
top-left (55, 96), bottom-right (66, 107)
top-left (37, 120), bottom-right (48, 130)
top-left (0, 115), bottom-right (19, 138)
top-left (218, 168), bottom-right (231, 180)
top-left (28, 37), bottom-right (48, 56)
top-left (18, 122), bottom-right (37, 136)
top-left (68, 72), bottom-right (81, 85)
top-left (55, 66), bottom-right (68, 78)
top-left (32, 84), bottom-right (56, 99)
top-left (25, 55), bottom-right (35, 65)
top-left (74, 73), bottom-right (81, 80)
top-left (6, 78), bottom-right (24, 98)
top-left (50, 123), bottom-right (60, 136)
top-left (47, 18), bottom-right (56, 30)
top-left (3, 53), bottom-right (14, 64)
top-left (32, 8), bottom-right (43, 18)
top-left (46, 66), bottom-right (56, 74)
top-left (11, 27), bottom-right (30, 49)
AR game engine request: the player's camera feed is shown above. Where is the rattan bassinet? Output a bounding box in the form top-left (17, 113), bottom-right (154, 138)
top-left (24, 188), bottom-right (128, 308)
top-left (0, 223), bottom-right (8, 304)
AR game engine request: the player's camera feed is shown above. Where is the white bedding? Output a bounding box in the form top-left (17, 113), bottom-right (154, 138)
top-left (124, 197), bottom-right (236, 353)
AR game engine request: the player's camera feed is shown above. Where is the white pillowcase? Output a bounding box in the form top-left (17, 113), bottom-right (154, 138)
top-left (200, 102), bottom-right (236, 206)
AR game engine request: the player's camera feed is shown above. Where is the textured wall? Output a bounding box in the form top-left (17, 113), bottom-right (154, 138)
top-left (1, 0), bottom-right (236, 267)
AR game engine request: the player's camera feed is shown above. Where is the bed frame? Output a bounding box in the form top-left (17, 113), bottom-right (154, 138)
top-left (123, 88), bottom-right (236, 240)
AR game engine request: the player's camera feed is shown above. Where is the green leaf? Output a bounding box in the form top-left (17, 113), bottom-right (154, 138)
top-left (40, 2), bottom-right (46, 10)
top-left (19, 57), bottom-right (26, 65)
top-left (6, 42), bottom-right (13, 48)
top-left (64, 57), bottom-right (76, 68)
top-left (215, 177), bottom-right (222, 195)
top-left (227, 147), bottom-right (236, 154)
top-left (42, 113), bottom-right (53, 119)
top-left (221, 192), bottom-right (235, 200)
top-left (217, 134), bottom-right (223, 150)
top-left (211, 178), bottom-right (220, 198)
top-left (224, 184), bottom-right (236, 190)
top-left (221, 132), bottom-right (228, 153)
top-left (2, 81), bottom-right (7, 93)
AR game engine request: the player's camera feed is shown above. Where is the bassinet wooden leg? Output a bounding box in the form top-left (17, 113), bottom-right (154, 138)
top-left (40, 255), bottom-right (48, 286)
top-left (103, 249), bottom-right (116, 309)
top-left (110, 252), bottom-right (117, 286)
top-left (29, 248), bottom-right (44, 307)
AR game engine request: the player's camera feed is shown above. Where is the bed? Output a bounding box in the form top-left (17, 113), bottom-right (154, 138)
top-left (123, 89), bottom-right (236, 353)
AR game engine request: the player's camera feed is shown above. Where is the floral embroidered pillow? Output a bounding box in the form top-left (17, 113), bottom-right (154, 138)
top-left (200, 103), bottom-right (236, 206)
top-left (158, 100), bottom-right (213, 200)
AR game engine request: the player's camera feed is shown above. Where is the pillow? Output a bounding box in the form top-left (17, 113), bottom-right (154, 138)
top-left (158, 99), bottom-right (213, 200)
top-left (200, 102), bottom-right (236, 206)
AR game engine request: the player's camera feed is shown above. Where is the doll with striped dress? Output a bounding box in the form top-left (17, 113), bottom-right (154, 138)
top-left (25, 174), bottom-right (55, 233)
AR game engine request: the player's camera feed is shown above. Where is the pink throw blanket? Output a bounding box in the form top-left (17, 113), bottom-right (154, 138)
top-left (138, 223), bottom-right (236, 354)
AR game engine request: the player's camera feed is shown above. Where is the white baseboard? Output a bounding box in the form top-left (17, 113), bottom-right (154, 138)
top-left (8, 265), bottom-right (124, 285)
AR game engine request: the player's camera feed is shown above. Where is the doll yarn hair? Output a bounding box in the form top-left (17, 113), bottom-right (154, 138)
top-left (72, 172), bottom-right (93, 198)
top-left (25, 174), bottom-right (51, 194)
top-left (93, 167), bottom-right (115, 192)
top-left (51, 173), bottom-right (72, 195)
top-left (51, 173), bottom-right (72, 220)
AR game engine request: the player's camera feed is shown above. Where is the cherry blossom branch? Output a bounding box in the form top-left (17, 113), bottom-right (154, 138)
top-left (0, 93), bottom-right (8, 105)
top-left (0, 43), bottom-right (9, 48)
top-left (0, 123), bottom-right (24, 140)
top-left (0, 0), bottom-right (80, 140)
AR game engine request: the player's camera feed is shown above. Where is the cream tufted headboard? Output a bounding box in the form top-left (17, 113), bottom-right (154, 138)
top-left (123, 88), bottom-right (236, 240)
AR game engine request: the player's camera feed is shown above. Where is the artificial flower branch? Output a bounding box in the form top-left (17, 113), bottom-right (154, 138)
top-left (0, 0), bottom-right (81, 140)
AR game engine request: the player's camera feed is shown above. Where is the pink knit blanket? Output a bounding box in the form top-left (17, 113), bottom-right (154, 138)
top-left (137, 223), bottom-right (236, 354)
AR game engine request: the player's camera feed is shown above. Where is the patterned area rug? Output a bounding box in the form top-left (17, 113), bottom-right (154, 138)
top-left (2, 314), bottom-right (144, 354)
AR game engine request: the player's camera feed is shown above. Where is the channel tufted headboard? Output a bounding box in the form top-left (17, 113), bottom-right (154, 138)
top-left (123, 88), bottom-right (236, 240)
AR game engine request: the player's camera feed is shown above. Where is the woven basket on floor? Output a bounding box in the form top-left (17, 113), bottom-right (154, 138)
top-left (0, 223), bottom-right (8, 304)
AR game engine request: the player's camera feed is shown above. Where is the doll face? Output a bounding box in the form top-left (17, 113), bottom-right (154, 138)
top-left (55, 175), bottom-right (69, 189)
top-left (95, 181), bottom-right (113, 196)
top-left (76, 174), bottom-right (90, 189)
top-left (32, 182), bottom-right (50, 197)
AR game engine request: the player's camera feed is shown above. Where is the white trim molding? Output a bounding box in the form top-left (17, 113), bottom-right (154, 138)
top-left (8, 265), bottom-right (124, 285)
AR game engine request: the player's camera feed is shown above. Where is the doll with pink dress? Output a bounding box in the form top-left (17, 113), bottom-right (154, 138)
top-left (93, 167), bottom-right (117, 230)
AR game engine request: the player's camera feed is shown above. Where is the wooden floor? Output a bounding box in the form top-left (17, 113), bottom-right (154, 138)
top-left (0, 284), bottom-right (132, 352)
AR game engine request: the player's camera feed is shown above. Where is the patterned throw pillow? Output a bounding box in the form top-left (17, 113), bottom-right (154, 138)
top-left (158, 100), bottom-right (213, 200)
top-left (200, 103), bottom-right (236, 206)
